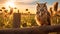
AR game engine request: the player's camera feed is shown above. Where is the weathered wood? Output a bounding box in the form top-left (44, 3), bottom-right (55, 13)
top-left (0, 24), bottom-right (60, 34)
top-left (13, 13), bottom-right (21, 28)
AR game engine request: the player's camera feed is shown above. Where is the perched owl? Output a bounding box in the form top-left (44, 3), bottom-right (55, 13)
top-left (35, 2), bottom-right (51, 26)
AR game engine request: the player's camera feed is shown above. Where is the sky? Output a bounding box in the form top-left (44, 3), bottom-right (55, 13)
top-left (0, 0), bottom-right (60, 14)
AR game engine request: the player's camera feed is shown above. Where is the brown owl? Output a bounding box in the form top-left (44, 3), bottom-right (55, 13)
top-left (35, 2), bottom-right (51, 26)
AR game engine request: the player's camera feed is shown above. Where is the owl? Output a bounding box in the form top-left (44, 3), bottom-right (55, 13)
top-left (35, 2), bottom-right (51, 26)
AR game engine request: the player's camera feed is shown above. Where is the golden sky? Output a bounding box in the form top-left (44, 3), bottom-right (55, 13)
top-left (0, 0), bottom-right (60, 14)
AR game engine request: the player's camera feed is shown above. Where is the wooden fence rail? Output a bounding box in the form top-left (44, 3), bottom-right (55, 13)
top-left (0, 24), bottom-right (60, 34)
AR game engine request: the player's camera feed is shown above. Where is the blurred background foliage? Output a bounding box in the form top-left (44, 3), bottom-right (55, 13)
top-left (0, 11), bottom-right (60, 29)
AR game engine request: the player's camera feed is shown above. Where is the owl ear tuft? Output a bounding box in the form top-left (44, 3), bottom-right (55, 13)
top-left (37, 3), bottom-right (39, 4)
top-left (45, 2), bottom-right (47, 4)
top-left (37, 3), bottom-right (40, 6)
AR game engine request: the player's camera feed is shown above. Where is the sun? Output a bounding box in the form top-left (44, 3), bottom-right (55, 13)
top-left (5, 1), bottom-right (15, 8)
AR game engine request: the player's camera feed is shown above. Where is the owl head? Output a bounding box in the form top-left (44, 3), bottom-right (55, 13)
top-left (36, 2), bottom-right (48, 15)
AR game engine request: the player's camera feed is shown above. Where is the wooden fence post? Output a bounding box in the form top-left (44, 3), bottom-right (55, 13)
top-left (13, 13), bottom-right (21, 28)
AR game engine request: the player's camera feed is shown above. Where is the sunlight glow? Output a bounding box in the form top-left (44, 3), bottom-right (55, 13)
top-left (5, 1), bottom-right (15, 8)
